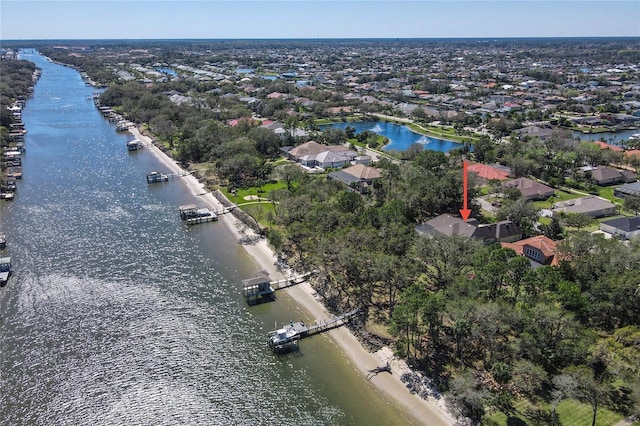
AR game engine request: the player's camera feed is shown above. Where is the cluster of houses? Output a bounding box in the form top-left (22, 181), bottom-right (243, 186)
top-left (416, 159), bottom-right (640, 268)
top-left (281, 140), bottom-right (381, 193)
top-left (50, 39), bottom-right (639, 138)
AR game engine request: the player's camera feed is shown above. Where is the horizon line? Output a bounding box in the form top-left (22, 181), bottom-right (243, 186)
top-left (3, 35), bottom-right (640, 43)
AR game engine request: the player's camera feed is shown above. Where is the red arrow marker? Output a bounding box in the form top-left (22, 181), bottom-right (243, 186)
top-left (459, 160), bottom-right (471, 222)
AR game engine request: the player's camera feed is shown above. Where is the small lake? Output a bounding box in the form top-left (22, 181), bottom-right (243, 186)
top-left (572, 128), bottom-right (639, 144)
top-left (320, 121), bottom-right (461, 153)
top-left (155, 67), bottom-right (177, 77)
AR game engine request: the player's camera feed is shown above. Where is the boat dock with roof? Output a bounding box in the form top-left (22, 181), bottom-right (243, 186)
top-left (267, 308), bottom-right (360, 353)
top-left (0, 257), bottom-right (12, 286)
top-left (242, 270), bottom-right (316, 305)
top-left (146, 170), bottom-right (192, 183)
top-left (179, 204), bottom-right (218, 224)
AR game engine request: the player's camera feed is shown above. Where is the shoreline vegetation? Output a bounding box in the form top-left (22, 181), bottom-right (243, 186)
top-left (128, 125), bottom-right (456, 425)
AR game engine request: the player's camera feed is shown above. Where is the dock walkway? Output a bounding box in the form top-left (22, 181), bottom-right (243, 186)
top-left (267, 308), bottom-right (360, 352)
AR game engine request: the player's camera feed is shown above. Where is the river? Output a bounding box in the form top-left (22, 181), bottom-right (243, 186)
top-left (0, 51), bottom-right (410, 425)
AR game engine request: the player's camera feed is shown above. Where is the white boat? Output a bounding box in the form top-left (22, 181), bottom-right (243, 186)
top-left (0, 234), bottom-right (5, 250)
top-left (268, 326), bottom-right (300, 352)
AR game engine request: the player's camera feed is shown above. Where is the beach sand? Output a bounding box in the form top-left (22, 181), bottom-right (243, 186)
top-left (130, 127), bottom-right (455, 426)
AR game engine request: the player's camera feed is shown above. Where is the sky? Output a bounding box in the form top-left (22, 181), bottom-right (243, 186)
top-left (1, 0), bottom-right (639, 40)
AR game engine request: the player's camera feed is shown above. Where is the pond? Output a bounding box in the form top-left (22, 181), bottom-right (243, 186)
top-left (571, 128), bottom-right (640, 144)
top-left (320, 121), bottom-right (462, 153)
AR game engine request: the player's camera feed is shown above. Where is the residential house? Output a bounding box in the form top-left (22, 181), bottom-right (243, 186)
top-left (584, 166), bottom-right (637, 185)
top-left (516, 125), bottom-right (555, 140)
top-left (552, 196), bottom-right (617, 218)
top-left (615, 181), bottom-right (640, 199)
top-left (467, 163), bottom-right (511, 181)
top-left (353, 155), bottom-right (372, 166)
top-left (287, 141), bottom-right (356, 169)
top-left (416, 214), bottom-right (521, 243)
top-left (501, 235), bottom-right (559, 267)
top-left (592, 141), bottom-right (624, 152)
top-left (502, 177), bottom-right (555, 201)
top-left (327, 164), bottom-right (382, 193)
top-left (600, 216), bottom-right (640, 240)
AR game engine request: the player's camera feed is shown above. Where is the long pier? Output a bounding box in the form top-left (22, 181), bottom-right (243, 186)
top-left (267, 308), bottom-right (360, 352)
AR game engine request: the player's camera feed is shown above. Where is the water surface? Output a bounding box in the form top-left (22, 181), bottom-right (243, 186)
top-left (321, 121), bottom-right (461, 152)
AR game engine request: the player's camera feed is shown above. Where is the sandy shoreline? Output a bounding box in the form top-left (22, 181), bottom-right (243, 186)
top-left (129, 127), bottom-right (455, 426)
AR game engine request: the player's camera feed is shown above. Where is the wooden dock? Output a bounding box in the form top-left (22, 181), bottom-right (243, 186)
top-left (267, 308), bottom-right (360, 352)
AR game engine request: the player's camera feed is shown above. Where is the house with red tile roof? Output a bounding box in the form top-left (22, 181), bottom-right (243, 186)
top-left (501, 235), bottom-right (559, 267)
top-left (624, 150), bottom-right (640, 160)
top-left (467, 163), bottom-right (510, 181)
top-left (592, 141), bottom-right (624, 152)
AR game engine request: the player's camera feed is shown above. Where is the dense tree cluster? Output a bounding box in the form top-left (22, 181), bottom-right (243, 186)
top-left (268, 151), bottom-right (640, 423)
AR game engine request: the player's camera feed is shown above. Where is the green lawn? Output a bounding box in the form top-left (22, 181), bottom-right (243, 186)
top-left (486, 398), bottom-right (624, 426)
top-left (533, 189), bottom-right (582, 210)
top-left (406, 123), bottom-right (478, 144)
top-left (221, 181), bottom-right (287, 206)
top-left (596, 185), bottom-right (624, 204)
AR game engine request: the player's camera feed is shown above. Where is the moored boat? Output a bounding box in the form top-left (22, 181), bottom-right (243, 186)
top-left (146, 170), bottom-right (169, 183)
top-left (267, 325), bottom-right (300, 353)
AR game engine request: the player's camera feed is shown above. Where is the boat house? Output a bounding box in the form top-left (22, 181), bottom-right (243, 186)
top-left (0, 257), bottom-right (11, 286)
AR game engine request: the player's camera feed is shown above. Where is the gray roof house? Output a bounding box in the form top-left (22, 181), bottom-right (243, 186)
top-left (416, 214), bottom-right (521, 243)
top-left (614, 181), bottom-right (640, 199)
top-left (586, 166), bottom-right (637, 186)
top-left (600, 216), bottom-right (640, 240)
top-left (328, 164), bottom-right (383, 193)
top-left (287, 141), bottom-right (356, 169)
top-left (502, 177), bottom-right (555, 201)
top-left (552, 196), bottom-right (617, 218)
top-left (516, 125), bottom-right (555, 140)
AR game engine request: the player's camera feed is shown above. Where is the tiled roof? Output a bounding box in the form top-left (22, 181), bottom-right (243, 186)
top-left (467, 163), bottom-right (510, 180)
top-left (341, 164), bottom-right (382, 180)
